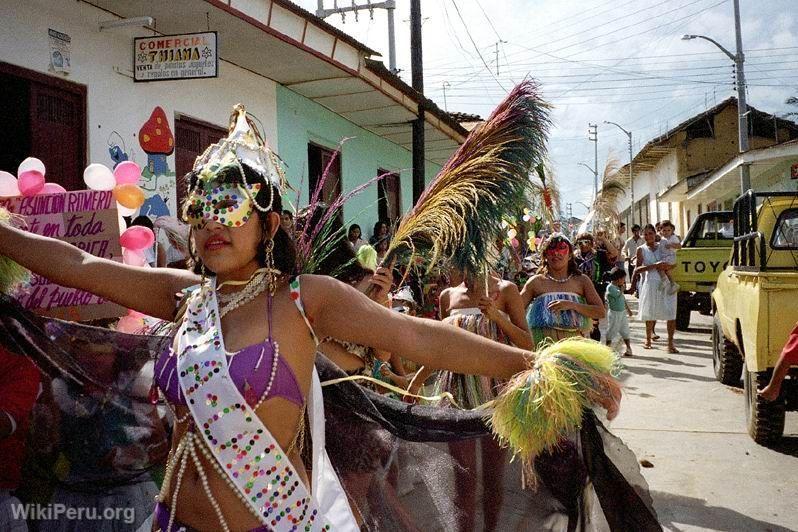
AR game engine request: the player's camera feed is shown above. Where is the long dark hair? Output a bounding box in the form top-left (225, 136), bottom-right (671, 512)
top-left (183, 163), bottom-right (297, 275)
top-left (537, 234), bottom-right (581, 276)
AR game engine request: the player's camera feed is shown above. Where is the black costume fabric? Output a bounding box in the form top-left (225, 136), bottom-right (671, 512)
top-left (0, 294), bottom-right (660, 531)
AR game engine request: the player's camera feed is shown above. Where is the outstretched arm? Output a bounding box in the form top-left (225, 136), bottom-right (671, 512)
top-left (303, 275), bottom-right (529, 379)
top-left (0, 222), bottom-right (198, 320)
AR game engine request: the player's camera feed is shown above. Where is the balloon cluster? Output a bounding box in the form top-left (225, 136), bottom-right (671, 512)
top-left (0, 158), bottom-right (67, 197)
top-left (83, 161), bottom-right (145, 216)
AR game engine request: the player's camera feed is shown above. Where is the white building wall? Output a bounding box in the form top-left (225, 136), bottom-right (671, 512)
top-left (619, 152), bottom-right (687, 233)
top-left (1, 0), bottom-right (278, 218)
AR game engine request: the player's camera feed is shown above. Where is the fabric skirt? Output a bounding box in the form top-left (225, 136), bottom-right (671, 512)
top-left (637, 274), bottom-right (676, 322)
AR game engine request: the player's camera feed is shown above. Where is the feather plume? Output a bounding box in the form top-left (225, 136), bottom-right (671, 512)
top-left (384, 81), bottom-right (551, 277)
top-left (583, 154), bottom-right (627, 237)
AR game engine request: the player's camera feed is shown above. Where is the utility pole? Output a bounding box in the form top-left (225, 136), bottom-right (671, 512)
top-left (410, 0), bottom-right (425, 203)
top-left (493, 40), bottom-right (506, 76)
top-left (317, 1), bottom-right (398, 73)
top-left (682, 0), bottom-right (750, 192)
top-left (588, 123), bottom-right (598, 199)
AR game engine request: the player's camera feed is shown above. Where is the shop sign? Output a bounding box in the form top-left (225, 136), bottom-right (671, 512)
top-left (48, 28), bottom-right (71, 74)
top-left (134, 31), bottom-right (218, 82)
top-left (0, 190), bottom-right (125, 320)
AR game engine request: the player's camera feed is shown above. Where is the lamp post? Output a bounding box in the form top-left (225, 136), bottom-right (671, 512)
top-left (604, 121), bottom-right (634, 226)
top-left (682, 0), bottom-right (749, 192)
top-left (577, 162), bottom-right (598, 199)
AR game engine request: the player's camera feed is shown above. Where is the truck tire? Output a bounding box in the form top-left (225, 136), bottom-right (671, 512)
top-left (712, 315), bottom-right (742, 386)
top-left (744, 367), bottom-right (785, 445)
top-left (675, 293), bottom-right (691, 331)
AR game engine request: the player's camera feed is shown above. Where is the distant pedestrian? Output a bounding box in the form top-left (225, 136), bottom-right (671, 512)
top-left (605, 267), bottom-right (633, 357)
top-left (636, 224), bottom-right (678, 352)
top-left (623, 224), bottom-right (645, 292)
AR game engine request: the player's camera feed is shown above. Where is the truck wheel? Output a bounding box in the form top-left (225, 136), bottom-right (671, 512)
top-left (744, 367), bottom-right (785, 445)
top-left (675, 294), bottom-right (691, 331)
top-left (712, 315), bottom-right (742, 386)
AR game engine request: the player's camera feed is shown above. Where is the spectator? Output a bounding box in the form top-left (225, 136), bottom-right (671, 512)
top-left (623, 224), bottom-right (645, 292)
top-left (595, 228), bottom-right (619, 266)
top-left (280, 209), bottom-right (294, 232)
top-left (347, 224), bottom-right (366, 252)
top-left (760, 321), bottom-right (798, 402)
top-left (375, 237), bottom-right (390, 263)
top-left (369, 220), bottom-right (390, 245)
top-left (0, 345), bottom-right (41, 531)
top-left (656, 220), bottom-right (681, 294)
top-left (605, 267), bottom-right (634, 357)
top-left (636, 224), bottom-right (678, 353)
top-left (574, 232), bottom-right (611, 341)
top-left (612, 223), bottom-right (626, 268)
top-left (129, 216), bottom-right (166, 268)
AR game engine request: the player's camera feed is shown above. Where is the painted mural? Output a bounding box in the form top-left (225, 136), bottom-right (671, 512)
top-left (137, 106), bottom-right (176, 218)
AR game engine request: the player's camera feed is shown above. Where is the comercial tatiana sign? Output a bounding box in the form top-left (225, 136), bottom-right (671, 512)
top-left (134, 32), bottom-right (218, 82)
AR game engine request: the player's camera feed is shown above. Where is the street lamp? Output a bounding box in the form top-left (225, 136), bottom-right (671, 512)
top-left (681, 0), bottom-right (750, 192)
top-left (577, 162), bottom-right (598, 199)
top-left (604, 121), bottom-right (634, 226)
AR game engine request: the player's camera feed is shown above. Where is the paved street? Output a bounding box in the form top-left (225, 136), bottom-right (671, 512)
top-left (610, 305), bottom-right (798, 532)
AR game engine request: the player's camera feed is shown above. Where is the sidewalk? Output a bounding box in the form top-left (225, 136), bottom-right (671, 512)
top-left (608, 305), bottom-right (798, 532)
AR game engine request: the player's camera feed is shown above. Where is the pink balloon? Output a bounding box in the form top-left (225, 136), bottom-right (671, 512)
top-left (18, 170), bottom-right (45, 197)
top-left (122, 248), bottom-right (148, 267)
top-left (511, 238), bottom-right (520, 248)
top-left (120, 226), bottom-right (155, 251)
top-left (114, 161), bottom-right (142, 185)
top-left (40, 182), bottom-right (67, 195)
top-left (0, 171), bottom-right (20, 197)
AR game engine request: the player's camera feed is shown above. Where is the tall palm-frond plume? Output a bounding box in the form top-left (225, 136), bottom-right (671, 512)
top-left (379, 80), bottom-right (551, 279)
top-left (587, 154), bottom-right (627, 237)
top-left (531, 162), bottom-right (561, 223)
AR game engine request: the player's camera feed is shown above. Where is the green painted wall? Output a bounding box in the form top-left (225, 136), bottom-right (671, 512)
top-left (275, 85), bottom-right (442, 240)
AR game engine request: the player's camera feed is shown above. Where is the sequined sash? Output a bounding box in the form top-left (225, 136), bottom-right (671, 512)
top-left (176, 279), bottom-right (333, 531)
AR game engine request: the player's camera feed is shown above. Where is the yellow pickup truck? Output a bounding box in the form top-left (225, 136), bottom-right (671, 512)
top-left (712, 191), bottom-right (798, 444)
top-left (672, 211), bottom-right (734, 330)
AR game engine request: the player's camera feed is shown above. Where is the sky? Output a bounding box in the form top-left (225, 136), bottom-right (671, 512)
top-left (294, 0), bottom-right (798, 217)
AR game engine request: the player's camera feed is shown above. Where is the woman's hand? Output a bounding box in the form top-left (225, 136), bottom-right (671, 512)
top-left (368, 266), bottom-right (393, 305)
top-left (547, 299), bottom-right (574, 313)
top-left (477, 295), bottom-right (500, 321)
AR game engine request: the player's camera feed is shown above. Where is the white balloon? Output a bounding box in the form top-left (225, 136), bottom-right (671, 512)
top-left (18, 157), bottom-right (46, 177)
top-left (83, 163), bottom-right (116, 191)
top-left (116, 201), bottom-right (138, 217)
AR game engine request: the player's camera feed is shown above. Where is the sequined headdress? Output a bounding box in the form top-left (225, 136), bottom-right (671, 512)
top-left (183, 104), bottom-right (287, 227)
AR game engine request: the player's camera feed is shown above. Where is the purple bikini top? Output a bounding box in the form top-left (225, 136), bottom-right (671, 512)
top-left (153, 292), bottom-right (304, 408)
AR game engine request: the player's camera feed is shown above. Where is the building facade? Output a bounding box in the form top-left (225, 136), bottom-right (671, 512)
top-left (617, 98), bottom-right (798, 234)
top-left (0, 0), bottom-right (464, 233)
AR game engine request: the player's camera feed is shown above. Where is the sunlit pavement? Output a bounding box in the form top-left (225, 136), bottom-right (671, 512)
top-left (607, 304), bottom-right (798, 532)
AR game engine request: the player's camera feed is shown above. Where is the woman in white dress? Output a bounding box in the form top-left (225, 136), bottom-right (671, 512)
top-left (635, 224), bottom-right (678, 352)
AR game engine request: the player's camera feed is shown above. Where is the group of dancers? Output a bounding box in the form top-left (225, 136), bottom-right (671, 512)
top-left (0, 104), bottom-right (662, 531)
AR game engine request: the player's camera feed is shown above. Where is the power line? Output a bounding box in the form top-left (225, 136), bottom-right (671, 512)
top-left (447, 0), bottom-right (506, 91)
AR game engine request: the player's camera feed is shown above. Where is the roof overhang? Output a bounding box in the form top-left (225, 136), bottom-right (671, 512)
top-left (657, 178), bottom-right (688, 202)
top-left (687, 141), bottom-right (798, 202)
top-left (85, 0), bottom-right (465, 165)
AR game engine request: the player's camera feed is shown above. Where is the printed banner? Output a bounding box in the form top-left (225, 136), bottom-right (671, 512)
top-left (134, 32), bottom-right (218, 82)
top-left (0, 190), bottom-right (125, 321)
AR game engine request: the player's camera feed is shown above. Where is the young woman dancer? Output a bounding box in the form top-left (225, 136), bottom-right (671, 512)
top-left (0, 108), bottom-right (594, 532)
top-left (520, 235), bottom-right (605, 347)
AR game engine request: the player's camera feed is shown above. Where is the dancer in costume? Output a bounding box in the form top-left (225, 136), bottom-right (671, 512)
top-left (424, 271), bottom-right (531, 532)
top-left (521, 234), bottom-right (605, 347)
top-left (0, 106), bottom-right (580, 532)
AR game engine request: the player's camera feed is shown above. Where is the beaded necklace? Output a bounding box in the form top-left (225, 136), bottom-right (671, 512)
top-left (545, 273), bottom-right (575, 284)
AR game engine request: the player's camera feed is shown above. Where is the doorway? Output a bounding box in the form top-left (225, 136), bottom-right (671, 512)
top-left (0, 62), bottom-right (86, 190)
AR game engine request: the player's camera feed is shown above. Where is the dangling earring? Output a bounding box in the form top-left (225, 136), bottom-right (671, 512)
top-left (263, 238), bottom-right (276, 295)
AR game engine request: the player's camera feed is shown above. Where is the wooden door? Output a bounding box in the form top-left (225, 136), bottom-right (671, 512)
top-left (308, 143), bottom-right (342, 205)
top-left (0, 62), bottom-right (86, 191)
top-left (175, 116), bottom-right (226, 207)
top-left (378, 169), bottom-right (401, 224)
